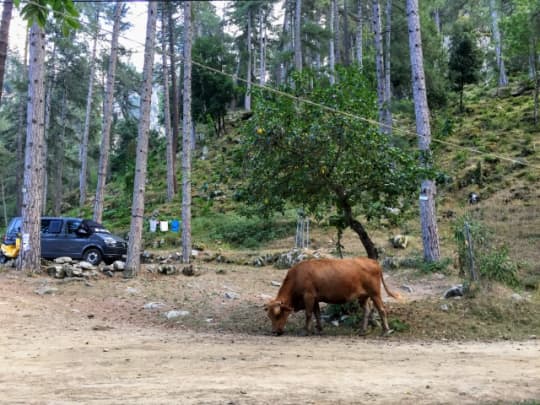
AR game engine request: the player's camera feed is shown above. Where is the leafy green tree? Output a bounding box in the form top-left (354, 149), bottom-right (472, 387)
top-left (448, 19), bottom-right (481, 112)
top-left (238, 67), bottom-right (426, 259)
top-left (192, 36), bottom-right (235, 135)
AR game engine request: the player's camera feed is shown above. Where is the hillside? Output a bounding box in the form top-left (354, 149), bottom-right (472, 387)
top-left (86, 82), bottom-right (540, 287)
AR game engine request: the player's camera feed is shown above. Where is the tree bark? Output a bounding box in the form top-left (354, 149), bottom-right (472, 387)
top-left (342, 0), bottom-right (351, 66)
top-left (125, 1), bottom-right (157, 278)
top-left (79, 10), bottom-right (99, 209)
top-left (18, 22), bottom-right (46, 273)
top-left (371, 0), bottom-right (386, 134)
top-left (15, 31), bottom-right (28, 215)
top-left (294, 0), bottom-right (302, 71)
top-left (161, 7), bottom-right (174, 202)
top-left (182, 1), bottom-right (193, 264)
top-left (329, 0), bottom-right (336, 85)
top-left (259, 7), bottom-right (267, 86)
top-left (245, 7), bottom-right (252, 111)
top-left (0, 0), bottom-right (13, 105)
top-left (355, 0), bottom-right (363, 68)
top-left (341, 198), bottom-right (378, 259)
top-left (406, 0), bottom-right (441, 262)
top-left (53, 85), bottom-right (67, 216)
top-left (489, 0), bottom-right (508, 88)
top-left (383, 0), bottom-right (392, 134)
top-left (167, 2), bottom-right (179, 193)
top-left (94, 2), bottom-right (122, 223)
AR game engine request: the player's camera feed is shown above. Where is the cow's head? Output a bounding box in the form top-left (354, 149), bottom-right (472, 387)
top-left (264, 300), bottom-right (293, 336)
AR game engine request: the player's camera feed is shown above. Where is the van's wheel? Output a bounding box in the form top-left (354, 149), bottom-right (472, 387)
top-left (0, 253), bottom-right (7, 264)
top-left (83, 248), bottom-right (102, 266)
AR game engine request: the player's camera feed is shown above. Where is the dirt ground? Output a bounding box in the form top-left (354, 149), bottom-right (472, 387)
top-left (0, 261), bottom-right (539, 405)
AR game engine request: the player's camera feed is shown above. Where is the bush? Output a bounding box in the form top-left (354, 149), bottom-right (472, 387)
top-left (452, 215), bottom-right (519, 287)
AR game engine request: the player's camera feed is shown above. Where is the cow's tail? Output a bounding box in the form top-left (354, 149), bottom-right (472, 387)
top-left (381, 272), bottom-right (401, 300)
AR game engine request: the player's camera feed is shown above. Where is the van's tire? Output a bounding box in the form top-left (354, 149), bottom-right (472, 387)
top-left (83, 248), bottom-right (102, 266)
top-left (0, 253), bottom-right (7, 264)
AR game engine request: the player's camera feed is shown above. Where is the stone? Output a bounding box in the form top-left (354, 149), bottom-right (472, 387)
top-left (78, 261), bottom-right (95, 270)
top-left (54, 257), bottom-right (73, 264)
top-left (34, 285), bottom-right (58, 295)
top-left (164, 310), bottom-right (190, 320)
top-left (143, 302), bottom-right (166, 310)
top-left (443, 285), bottom-right (464, 299)
top-left (113, 261), bottom-right (126, 271)
top-left (391, 235), bottom-right (409, 249)
top-left (400, 285), bottom-right (414, 293)
top-left (224, 291), bottom-right (239, 300)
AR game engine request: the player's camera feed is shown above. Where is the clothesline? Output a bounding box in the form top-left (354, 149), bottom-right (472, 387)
top-left (148, 218), bottom-right (181, 233)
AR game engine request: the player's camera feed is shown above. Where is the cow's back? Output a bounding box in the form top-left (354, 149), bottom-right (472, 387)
top-left (285, 258), bottom-right (382, 307)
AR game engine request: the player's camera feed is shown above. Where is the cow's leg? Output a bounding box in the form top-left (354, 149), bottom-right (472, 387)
top-left (358, 297), bottom-right (371, 336)
top-left (371, 295), bottom-right (394, 337)
top-left (313, 302), bottom-right (323, 333)
top-left (303, 294), bottom-right (316, 335)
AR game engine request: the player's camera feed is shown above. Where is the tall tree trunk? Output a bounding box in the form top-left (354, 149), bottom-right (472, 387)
top-left (294, 0), bottom-right (302, 71)
top-left (383, 0), bottom-right (392, 134)
top-left (161, 8), bottom-right (174, 202)
top-left (371, 0), bottom-right (386, 134)
top-left (259, 7), bottom-right (267, 86)
top-left (79, 10), bottom-right (99, 210)
top-left (182, 1), bottom-right (193, 265)
top-left (0, 0), bottom-right (13, 104)
top-left (355, 0), bottom-right (363, 68)
top-left (406, 0), bottom-right (440, 262)
top-left (329, 0), bottom-right (336, 85)
top-left (125, 1), bottom-right (157, 278)
top-left (94, 2), bottom-right (122, 223)
top-left (342, 0), bottom-right (351, 66)
top-left (279, 0), bottom-right (291, 86)
top-left (15, 31), bottom-right (28, 215)
top-left (245, 8), bottom-right (252, 111)
top-left (489, 0), bottom-right (508, 88)
top-left (53, 85), bottom-right (67, 216)
top-left (167, 2), bottom-right (179, 192)
top-left (18, 22), bottom-right (46, 273)
top-left (42, 41), bottom-right (57, 215)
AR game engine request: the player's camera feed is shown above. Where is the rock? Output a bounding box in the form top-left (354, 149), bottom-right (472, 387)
top-left (54, 257), bottom-right (73, 264)
top-left (182, 265), bottom-right (194, 276)
top-left (143, 302), bottom-right (166, 310)
top-left (158, 265), bottom-right (178, 275)
top-left (224, 291), bottom-right (239, 300)
top-left (164, 310), bottom-right (190, 320)
top-left (62, 264), bottom-right (74, 278)
top-left (78, 261), bottom-right (95, 270)
top-left (141, 251), bottom-right (154, 263)
top-left (146, 265), bottom-right (158, 274)
top-left (400, 285), bottom-right (414, 293)
top-left (113, 261), bottom-right (125, 271)
top-left (440, 304), bottom-right (449, 312)
top-left (126, 287), bottom-right (139, 295)
top-left (271, 281), bottom-right (281, 287)
top-left (72, 267), bottom-right (84, 277)
top-left (34, 285), bottom-right (58, 295)
top-left (391, 235), bottom-right (409, 249)
top-left (511, 293), bottom-right (525, 302)
top-left (443, 285), bottom-right (464, 299)
top-left (47, 265), bottom-right (64, 279)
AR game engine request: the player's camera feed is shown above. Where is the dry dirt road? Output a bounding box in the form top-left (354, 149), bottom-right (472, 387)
top-left (0, 267), bottom-right (539, 405)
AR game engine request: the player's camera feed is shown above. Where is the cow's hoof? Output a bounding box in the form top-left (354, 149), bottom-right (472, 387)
top-left (381, 329), bottom-right (394, 337)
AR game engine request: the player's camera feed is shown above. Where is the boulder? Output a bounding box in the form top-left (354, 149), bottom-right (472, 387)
top-left (391, 235), bottom-right (409, 249)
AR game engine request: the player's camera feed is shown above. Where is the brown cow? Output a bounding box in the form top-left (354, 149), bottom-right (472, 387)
top-left (264, 257), bottom-right (399, 336)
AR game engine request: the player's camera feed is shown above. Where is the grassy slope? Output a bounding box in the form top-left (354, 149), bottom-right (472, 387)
top-left (97, 84), bottom-right (539, 281)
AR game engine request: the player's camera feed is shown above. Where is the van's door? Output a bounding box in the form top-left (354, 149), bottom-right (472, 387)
top-left (40, 218), bottom-right (64, 258)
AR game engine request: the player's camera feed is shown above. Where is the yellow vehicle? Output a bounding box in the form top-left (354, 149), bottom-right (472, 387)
top-left (0, 217), bottom-right (21, 263)
top-left (0, 235), bottom-right (20, 263)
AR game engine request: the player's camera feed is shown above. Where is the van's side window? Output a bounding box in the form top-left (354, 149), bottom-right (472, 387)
top-left (42, 219), bottom-right (63, 234)
top-left (67, 220), bottom-right (82, 234)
